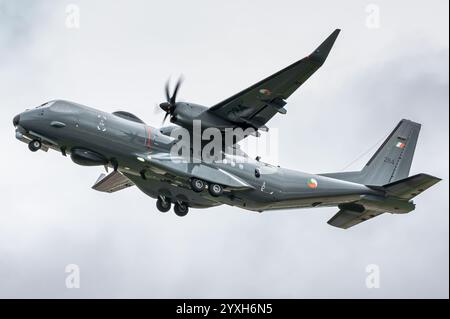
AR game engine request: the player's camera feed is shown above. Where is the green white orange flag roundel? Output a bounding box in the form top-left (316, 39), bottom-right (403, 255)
top-left (259, 88), bottom-right (272, 96)
top-left (307, 178), bottom-right (318, 189)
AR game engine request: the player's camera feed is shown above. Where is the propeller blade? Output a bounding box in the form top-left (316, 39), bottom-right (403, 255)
top-left (165, 80), bottom-right (171, 103)
top-left (162, 112), bottom-right (170, 125)
top-left (160, 75), bottom-right (184, 124)
top-left (170, 76), bottom-right (183, 105)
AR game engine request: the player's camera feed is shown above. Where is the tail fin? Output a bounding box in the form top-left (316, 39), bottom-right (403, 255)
top-left (359, 119), bottom-right (421, 186)
top-left (323, 120), bottom-right (441, 229)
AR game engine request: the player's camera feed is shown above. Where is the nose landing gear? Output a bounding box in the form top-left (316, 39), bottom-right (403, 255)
top-left (28, 140), bottom-right (42, 152)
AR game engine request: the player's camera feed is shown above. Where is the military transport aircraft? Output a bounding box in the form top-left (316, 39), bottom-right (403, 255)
top-left (13, 29), bottom-right (441, 228)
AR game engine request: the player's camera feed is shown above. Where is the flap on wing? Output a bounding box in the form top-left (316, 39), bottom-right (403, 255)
top-left (381, 173), bottom-right (442, 200)
top-left (92, 171), bottom-right (134, 193)
top-left (328, 208), bottom-right (383, 229)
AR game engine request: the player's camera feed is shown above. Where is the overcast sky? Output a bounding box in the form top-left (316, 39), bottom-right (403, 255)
top-left (0, 0), bottom-right (448, 298)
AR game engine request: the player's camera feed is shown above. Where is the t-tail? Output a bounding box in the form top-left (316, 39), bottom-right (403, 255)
top-left (322, 119), bottom-right (441, 229)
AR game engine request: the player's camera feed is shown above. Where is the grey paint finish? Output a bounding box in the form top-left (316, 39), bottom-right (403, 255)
top-left (12, 98), bottom-right (439, 228)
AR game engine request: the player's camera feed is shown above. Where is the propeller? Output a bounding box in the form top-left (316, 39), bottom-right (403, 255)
top-left (160, 76), bottom-right (183, 124)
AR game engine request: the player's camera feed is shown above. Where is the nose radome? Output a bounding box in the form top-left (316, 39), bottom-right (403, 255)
top-left (13, 114), bottom-right (20, 127)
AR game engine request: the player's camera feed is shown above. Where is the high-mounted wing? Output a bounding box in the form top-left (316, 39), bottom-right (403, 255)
top-left (207, 29), bottom-right (340, 131)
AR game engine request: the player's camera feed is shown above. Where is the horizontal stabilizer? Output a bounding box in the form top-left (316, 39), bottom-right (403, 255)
top-left (328, 174), bottom-right (441, 229)
top-left (327, 206), bottom-right (383, 229)
top-left (381, 173), bottom-right (441, 200)
top-left (92, 171), bottom-right (134, 193)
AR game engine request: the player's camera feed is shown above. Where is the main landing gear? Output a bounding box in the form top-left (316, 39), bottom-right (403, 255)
top-left (190, 178), bottom-right (206, 192)
top-left (156, 178), bottom-right (224, 217)
top-left (28, 140), bottom-right (42, 152)
top-left (173, 202), bottom-right (189, 217)
top-left (156, 196), bottom-right (171, 213)
top-left (156, 196), bottom-right (189, 217)
top-left (208, 183), bottom-right (223, 197)
top-left (190, 178), bottom-right (223, 197)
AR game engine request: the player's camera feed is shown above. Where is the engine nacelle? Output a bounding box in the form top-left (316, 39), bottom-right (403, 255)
top-left (70, 148), bottom-right (108, 166)
top-left (170, 103), bottom-right (207, 128)
top-left (170, 103), bottom-right (233, 131)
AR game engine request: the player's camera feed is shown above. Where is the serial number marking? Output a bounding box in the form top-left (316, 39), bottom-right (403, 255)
top-left (384, 156), bottom-right (395, 165)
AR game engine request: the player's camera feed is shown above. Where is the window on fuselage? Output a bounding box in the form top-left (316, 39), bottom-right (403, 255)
top-left (49, 101), bottom-right (81, 114)
top-left (36, 101), bottom-right (55, 109)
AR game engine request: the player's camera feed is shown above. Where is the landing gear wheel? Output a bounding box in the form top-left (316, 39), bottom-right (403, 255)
top-left (191, 178), bottom-right (205, 192)
top-left (28, 140), bottom-right (42, 152)
top-left (174, 202), bottom-right (189, 217)
top-left (208, 183), bottom-right (223, 197)
top-left (156, 197), bottom-right (171, 213)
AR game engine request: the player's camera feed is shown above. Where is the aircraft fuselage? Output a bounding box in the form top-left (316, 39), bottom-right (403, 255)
top-left (13, 100), bottom-right (377, 212)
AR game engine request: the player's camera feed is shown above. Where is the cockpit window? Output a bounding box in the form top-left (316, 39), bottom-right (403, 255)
top-left (49, 101), bottom-right (81, 114)
top-left (36, 101), bottom-right (55, 109)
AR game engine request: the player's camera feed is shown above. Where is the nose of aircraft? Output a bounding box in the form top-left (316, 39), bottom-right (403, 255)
top-left (13, 114), bottom-right (20, 127)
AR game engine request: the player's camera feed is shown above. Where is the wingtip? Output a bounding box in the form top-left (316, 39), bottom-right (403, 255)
top-left (425, 174), bottom-right (443, 183)
top-left (330, 28), bottom-right (341, 41)
top-left (309, 29), bottom-right (341, 64)
top-left (400, 118), bottom-right (422, 127)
